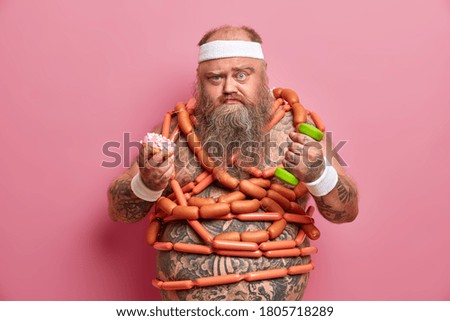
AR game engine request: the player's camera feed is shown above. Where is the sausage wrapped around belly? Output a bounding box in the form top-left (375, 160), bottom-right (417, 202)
top-left (156, 218), bottom-right (312, 301)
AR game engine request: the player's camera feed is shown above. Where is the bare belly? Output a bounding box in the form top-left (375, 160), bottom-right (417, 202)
top-left (156, 218), bottom-right (311, 301)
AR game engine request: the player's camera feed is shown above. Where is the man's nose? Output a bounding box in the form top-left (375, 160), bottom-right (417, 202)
top-left (223, 77), bottom-right (237, 94)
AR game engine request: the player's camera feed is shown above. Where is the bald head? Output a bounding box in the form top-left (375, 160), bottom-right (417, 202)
top-left (198, 25), bottom-right (263, 45)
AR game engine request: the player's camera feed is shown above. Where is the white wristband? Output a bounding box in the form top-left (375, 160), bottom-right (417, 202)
top-left (304, 164), bottom-right (338, 197)
top-left (130, 174), bottom-right (164, 202)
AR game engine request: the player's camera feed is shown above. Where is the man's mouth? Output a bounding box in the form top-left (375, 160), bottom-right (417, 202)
top-left (219, 94), bottom-right (246, 105)
top-left (224, 99), bottom-right (240, 104)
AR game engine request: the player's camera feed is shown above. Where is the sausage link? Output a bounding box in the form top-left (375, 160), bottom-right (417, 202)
top-left (260, 197), bottom-right (285, 214)
top-left (270, 183), bottom-right (296, 201)
top-left (163, 215), bottom-right (182, 223)
top-left (218, 191), bottom-right (246, 203)
top-left (283, 104), bottom-right (292, 112)
top-left (302, 206), bottom-right (320, 239)
top-left (161, 112), bottom-right (172, 138)
top-left (262, 167), bottom-right (277, 178)
top-left (294, 229), bottom-right (306, 246)
top-left (309, 111), bottom-right (325, 132)
top-left (170, 179), bottom-right (187, 206)
top-left (188, 220), bottom-right (213, 244)
top-left (193, 274), bottom-right (243, 288)
top-left (240, 230), bottom-right (269, 243)
top-left (186, 97), bottom-right (196, 112)
top-left (151, 278), bottom-right (163, 289)
top-left (196, 149), bottom-right (215, 172)
top-left (173, 243), bottom-right (213, 255)
top-left (172, 205), bottom-right (199, 220)
top-left (174, 102), bottom-right (186, 111)
top-left (259, 240), bottom-right (296, 251)
top-left (244, 268), bottom-right (288, 282)
top-left (248, 178), bottom-right (272, 189)
top-left (306, 205), bottom-right (315, 216)
top-left (199, 203), bottom-right (231, 219)
top-left (300, 246), bottom-right (318, 256)
top-left (281, 88), bottom-right (300, 105)
top-left (157, 197), bottom-right (177, 215)
top-left (194, 171), bottom-right (209, 184)
top-left (215, 249), bottom-right (263, 258)
top-left (266, 189), bottom-right (291, 210)
top-left (168, 125), bottom-right (179, 142)
top-left (181, 182), bottom-right (196, 193)
top-left (239, 180), bottom-right (267, 200)
top-left (242, 166), bottom-right (263, 178)
top-left (168, 181), bottom-right (195, 200)
top-left (283, 213), bottom-right (314, 225)
top-left (146, 221), bottom-right (161, 246)
top-left (212, 213), bottom-right (235, 220)
top-left (264, 248), bottom-right (301, 258)
top-left (191, 173), bottom-right (214, 194)
top-left (214, 231), bottom-right (241, 241)
top-left (188, 196), bottom-right (216, 207)
top-left (268, 218), bottom-right (287, 239)
top-left (236, 212), bottom-right (282, 221)
top-left (230, 199), bottom-right (260, 214)
top-left (289, 201), bottom-right (306, 214)
top-left (213, 167), bottom-right (239, 189)
top-left (187, 132), bottom-right (202, 155)
top-left (287, 263), bottom-right (315, 275)
top-left (212, 240), bottom-right (259, 251)
top-left (301, 223), bottom-right (321, 240)
top-left (265, 109), bottom-right (285, 131)
top-left (161, 280), bottom-right (194, 291)
top-left (291, 102), bottom-right (307, 125)
top-left (272, 87), bottom-right (284, 99)
top-left (155, 211), bottom-right (166, 219)
top-left (177, 109), bottom-right (193, 135)
top-left (293, 182), bottom-right (309, 198)
top-left (153, 242), bottom-right (173, 251)
top-left (190, 114), bottom-right (197, 126)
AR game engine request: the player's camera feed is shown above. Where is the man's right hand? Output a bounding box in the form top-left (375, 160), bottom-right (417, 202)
top-left (137, 144), bottom-right (175, 192)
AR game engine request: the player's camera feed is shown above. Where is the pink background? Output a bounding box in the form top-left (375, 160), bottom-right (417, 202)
top-left (1, 0), bottom-right (449, 300)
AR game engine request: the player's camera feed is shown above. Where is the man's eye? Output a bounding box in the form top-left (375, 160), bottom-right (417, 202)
top-left (210, 76), bottom-right (222, 81)
top-left (236, 72), bottom-right (247, 81)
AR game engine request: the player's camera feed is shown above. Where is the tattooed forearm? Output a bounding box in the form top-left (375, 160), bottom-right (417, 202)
top-left (108, 178), bottom-right (153, 223)
top-left (313, 175), bottom-right (358, 223)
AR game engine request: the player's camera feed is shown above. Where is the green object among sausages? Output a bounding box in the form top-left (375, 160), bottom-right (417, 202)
top-left (298, 123), bottom-right (324, 141)
top-left (274, 168), bottom-right (299, 186)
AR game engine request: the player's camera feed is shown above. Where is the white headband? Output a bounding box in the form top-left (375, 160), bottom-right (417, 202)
top-left (198, 40), bottom-right (264, 63)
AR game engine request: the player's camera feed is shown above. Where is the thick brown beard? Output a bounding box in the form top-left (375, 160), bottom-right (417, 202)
top-left (194, 82), bottom-right (273, 167)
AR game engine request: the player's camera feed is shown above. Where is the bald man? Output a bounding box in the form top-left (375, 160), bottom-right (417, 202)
top-left (107, 25), bottom-right (358, 300)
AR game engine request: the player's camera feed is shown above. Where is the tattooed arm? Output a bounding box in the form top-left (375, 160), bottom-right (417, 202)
top-left (308, 127), bottom-right (359, 223)
top-left (312, 161), bottom-right (359, 224)
top-left (107, 162), bottom-right (154, 223)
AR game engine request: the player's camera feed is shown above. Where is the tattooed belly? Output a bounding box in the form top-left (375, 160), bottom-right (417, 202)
top-left (156, 219), bottom-right (311, 301)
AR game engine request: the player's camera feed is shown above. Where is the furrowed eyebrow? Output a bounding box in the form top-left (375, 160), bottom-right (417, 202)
top-left (231, 67), bottom-right (255, 73)
top-left (204, 67), bottom-right (255, 77)
top-left (205, 72), bottom-right (223, 76)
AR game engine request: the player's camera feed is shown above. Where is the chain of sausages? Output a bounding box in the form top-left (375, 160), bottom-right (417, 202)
top-left (152, 262), bottom-right (315, 291)
top-left (149, 88), bottom-right (323, 289)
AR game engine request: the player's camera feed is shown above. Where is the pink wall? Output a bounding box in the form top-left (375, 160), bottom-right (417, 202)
top-left (1, 0), bottom-right (449, 300)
